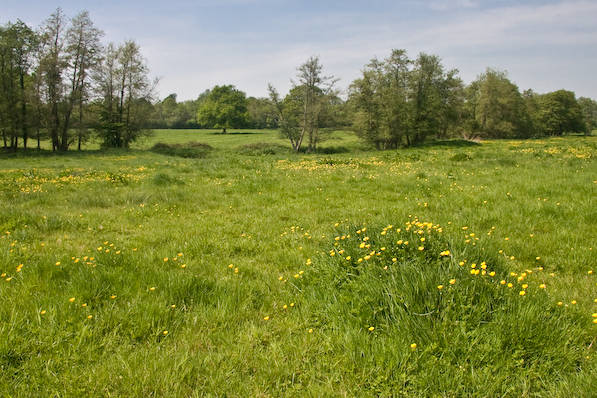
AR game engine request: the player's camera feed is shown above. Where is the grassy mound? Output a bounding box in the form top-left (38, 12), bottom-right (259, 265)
top-left (288, 218), bottom-right (593, 395)
top-left (150, 142), bottom-right (213, 158)
top-left (236, 142), bottom-right (290, 156)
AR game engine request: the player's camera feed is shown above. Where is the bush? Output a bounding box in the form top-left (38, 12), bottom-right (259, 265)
top-left (150, 142), bottom-right (213, 158)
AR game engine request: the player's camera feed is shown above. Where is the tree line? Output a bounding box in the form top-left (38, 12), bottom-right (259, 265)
top-left (2, 9), bottom-right (596, 152)
top-left (0, 8), bottom-right (153, 151)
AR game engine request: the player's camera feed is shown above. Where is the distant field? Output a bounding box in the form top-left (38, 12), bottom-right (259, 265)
top-left (0, 132), bottom-right (596, 396)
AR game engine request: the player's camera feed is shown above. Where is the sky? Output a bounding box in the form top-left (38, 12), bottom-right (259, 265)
top-left (1, 0), bottom-right (596, 101)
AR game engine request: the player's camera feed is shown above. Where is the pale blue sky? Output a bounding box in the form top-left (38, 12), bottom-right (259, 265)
top-left (1, 0), bottom-right (596, 101)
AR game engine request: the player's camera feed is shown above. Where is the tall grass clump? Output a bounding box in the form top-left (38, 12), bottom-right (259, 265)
top-left (291, 217), bottom-right (593, 395)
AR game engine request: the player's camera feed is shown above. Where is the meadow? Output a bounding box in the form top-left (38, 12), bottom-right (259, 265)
top-left (0, 129), bottom-right (596, 396)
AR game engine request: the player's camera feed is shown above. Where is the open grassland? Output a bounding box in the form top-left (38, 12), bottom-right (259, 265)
top-left (0, 131), bottom-right (596, 396)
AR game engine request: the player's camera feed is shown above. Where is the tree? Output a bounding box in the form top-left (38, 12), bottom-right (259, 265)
top-left (536, 90), bottom-right (586, 136)
top-left (578, 97), bottom-right (597, 135)
top-left (349, 50), bottom-right (461, 148)
top-left (465, 68), bottom-right (530, 138)
top-left (196, 85), bottom-right (248, 132)
top-left (95, 41), bottom-right (154, 148)
top-left (0, 20), bottom-right (38, 150)
top-left (63, 11), bottom-right (103, 151)
top-left (269, 56), bottom-right (338, 152)
top-left (39, 8), bottom-right (67, 151)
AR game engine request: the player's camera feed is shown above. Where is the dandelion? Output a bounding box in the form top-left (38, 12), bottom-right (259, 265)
top-left (571, 300), bottom-right (577, 305)
top-left (181, 264), bottom-right (186, 269)
top-left (290, 303), bottom-right (295, 307)
top-left (87, 315), bottom-right (93, 319)
top-left (163, 330), bottom-right (168, 335)
top-left (69, 297), bottom-right (76, 303)
top-left (282, 304), bottom-right (288, 310)
top-left (163, 257), bottom-right (168, 262)
top-left (308, 328), bottom-right (313, 333)
top-left (110, 295), bottom-right (116, 299)
top-left (263, 316), bottom-right (270, 321)
top-left (40, 310), bottom-right (46, 315)
top-left (557, 302), bottom-right (563, 306)
top-left (536, 257), bottom-right (541, 261)
top-left (410, 343), bottom-right (417, 349)
top-left (522, 284), bottom-right (528, 289)
top-left (449, 279), bottom-right (456, 285)
top-left (171, 305), bottom-right (176, 309)
top-left (418, 246), bottom-right (424, 251)
top-left (500, 280), bottom-right (506, 285)
top-left (149, 287), bottom-right (156, 291)
top-left (368, 326), bottom-right (375, 331)
top-left (234, 268), bottom-right (239, 274)
top-left (539, 284), bottom-right (546, 289)
top-left (437, 285), bottom-right (444, 290)
top-left (519, 291), bottom-right (526, 296)
top-left (507, 283), bottom-right (513, 288)
top-left (55, 261), bottom-right (61, 266)
top-left (489, 271), bottom-right (496, 277)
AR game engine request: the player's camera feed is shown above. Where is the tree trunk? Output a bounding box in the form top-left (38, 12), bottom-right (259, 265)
top-left (20, 72), bottom-right (28, 150)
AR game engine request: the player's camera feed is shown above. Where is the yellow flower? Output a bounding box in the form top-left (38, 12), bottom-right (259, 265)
top-left (536, 257), bottom-right (541, 261)
top-left (308, 328), bottom-right (313, 333)
top-left (522, 284), bottom-right (528, 289)
top-left (368, 326), bottom-right (375, 331)
top-left (282, 304), bottom-right (288, 310)
top-left (410, 343), bottom-right (417, 349)
top-left (539, 284), bottom-right (546, 289)
top-left (163, 257), bottom-right (168, 262)
top-left (149, 287), bottom-right (156, 291)
top-left (507, 283), bottom-right (513, 288)
top-left (437, 285), bottom-right (444, 290)
top-left (519, 291), bottom-right (526, 296)
top-left (290, 303), bottom-right (295, 307)
top-left (571, 300), bottom-right (577, 305)
top-left (489, 271), bottom-right (496, 277)
top-left (110, 295), bottom-right (116, 299)
top-left (55, 261), bottom-right (61, 266)
top-left (418, 246), bottom-right (424, 251)
top-left (500, 280), bottom-right (506, 285)
top-left (87, 315), bottom-right (93, 319)
top-left (449, 279), bottom-right (456, 285)
top-left (557, 301), bottom-right (563, 306)
top-left (263, 316), bottom-right (270, 321)
top-left (69, 297), bottom-right (76, 303)
top-left (163, 330), bottom-right (168, 335)
top-left (40, 310), bottom-right (46, 315)
top-left (392, 258), bottom-right (397, 263)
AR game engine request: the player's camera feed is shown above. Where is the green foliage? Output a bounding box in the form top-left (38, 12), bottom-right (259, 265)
top-left (465, 68), bottom-right (531, 139)
top-left (349, 49), bottom-right (464, 149)
top-left (535, 90), bottom-right (586, 136)
top-left (196, 85), bottom-right (249, 132)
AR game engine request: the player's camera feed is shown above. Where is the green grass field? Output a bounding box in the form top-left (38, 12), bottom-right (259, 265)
top-left (1, 130), bottom-right (596, 396)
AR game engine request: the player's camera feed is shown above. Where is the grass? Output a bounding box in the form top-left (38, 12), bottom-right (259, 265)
top-left (0, 130), bottom-right (596, 396)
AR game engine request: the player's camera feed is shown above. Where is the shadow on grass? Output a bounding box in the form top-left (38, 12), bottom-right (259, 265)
top-left (0, 147), bottom-right (142, 159)
top-left (208, 131), bottom-right (263, 135)
top-left (413, 139), bottom-right (481, 149)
